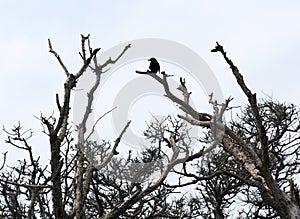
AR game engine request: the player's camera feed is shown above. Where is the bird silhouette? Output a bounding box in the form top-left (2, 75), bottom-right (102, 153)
top-left (148, 57), bottom-right (160, 73)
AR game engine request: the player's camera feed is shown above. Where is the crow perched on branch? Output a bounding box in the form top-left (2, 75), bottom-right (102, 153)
top-left (148, 57), bottom-right (160, 73)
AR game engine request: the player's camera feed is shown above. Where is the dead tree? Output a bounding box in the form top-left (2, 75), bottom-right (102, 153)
top-left (1, 37), bottom-right (299, 218)
top-left (137, 42), bottom-right (300, 218)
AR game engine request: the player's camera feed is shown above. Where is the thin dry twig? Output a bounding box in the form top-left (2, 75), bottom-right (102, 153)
top-left (48, 39), bottom-right (70, 76)
top-left (0, 177), bottom-right (52, 189)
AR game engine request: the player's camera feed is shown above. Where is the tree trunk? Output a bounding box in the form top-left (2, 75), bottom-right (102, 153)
top-left (285, 203), bottom-right (300, 219)
top-left (50, 139), bottom-right (65, 218)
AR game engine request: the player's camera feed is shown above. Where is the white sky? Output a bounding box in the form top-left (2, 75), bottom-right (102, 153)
top-left (0, 1), bottom-right (300, 165)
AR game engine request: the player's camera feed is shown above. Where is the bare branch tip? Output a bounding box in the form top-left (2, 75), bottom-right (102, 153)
top-left (211, 41), bottom-right (223, 53)
top-left (94, 48), bottom-right (101, 53)
top-left (48, 38), bottom-right (53, 51)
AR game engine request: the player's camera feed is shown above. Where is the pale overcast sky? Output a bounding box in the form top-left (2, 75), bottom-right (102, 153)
top-left (0, 1), bottom-right (300, 163)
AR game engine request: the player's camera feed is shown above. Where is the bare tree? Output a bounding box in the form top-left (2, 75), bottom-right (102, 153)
top-left (1, 37), bottom-right (300, 219)
top-left (135, 42), bottom-right (300, 218)
top-left (0, 35), bottom-right (207, 218)
top-left (0, 35), bottom-right (132, 218)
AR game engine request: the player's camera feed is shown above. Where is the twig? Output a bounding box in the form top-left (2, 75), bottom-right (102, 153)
top-left (48, 39), bottom-right (70, 76)
top-left (0, 177), bottom-right (52, 189)
top-left (85, 107), bottom-right (117, 141)
top-left (56, 93), bottom-right (62, 112)
top-left (0, 151), bottom-right (7, 170)
top-left (101, 44), bottom-right (131, 70)
top-left (80, 34), bottom-right (90, 62)
top-left (96, 121), bottom-right (131, 170)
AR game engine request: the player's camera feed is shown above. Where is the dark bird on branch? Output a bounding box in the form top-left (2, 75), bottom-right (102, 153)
top-left (148, 57), bottom-right (160, 73)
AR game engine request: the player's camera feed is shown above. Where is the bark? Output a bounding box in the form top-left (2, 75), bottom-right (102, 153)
top-left (47, 37), bottom-right (100, 218)
top-left (212, 42), bottom-right (300, 218)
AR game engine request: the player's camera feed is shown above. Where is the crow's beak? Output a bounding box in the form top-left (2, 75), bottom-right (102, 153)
top-left (148, 59), bottom-right (151, 61)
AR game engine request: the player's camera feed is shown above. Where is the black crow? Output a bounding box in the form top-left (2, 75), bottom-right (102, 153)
top-left (148, 57), bottom-right (160, 73)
